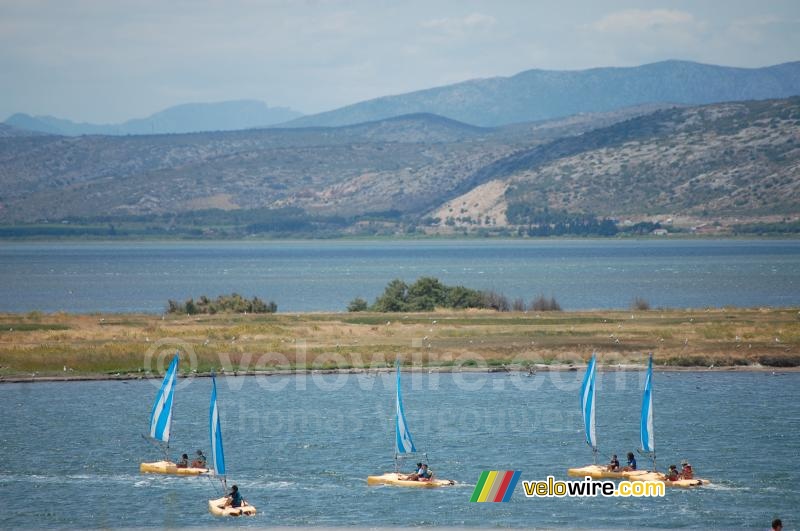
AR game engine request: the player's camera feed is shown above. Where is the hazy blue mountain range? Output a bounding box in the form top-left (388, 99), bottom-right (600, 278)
top-left (4, 100), bottom-right (303, 136)
top-left (283, 60), bottom-right (800, 128)
top-left (0, 123), bottom-right (46, 137)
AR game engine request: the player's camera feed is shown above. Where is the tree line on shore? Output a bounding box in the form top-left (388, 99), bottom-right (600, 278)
top-left (165, 279), bottom-right (652, 315)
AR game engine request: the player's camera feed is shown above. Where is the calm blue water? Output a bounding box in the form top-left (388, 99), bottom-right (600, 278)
top-left (0, 371), bottom-right (796, 528)
top-left (0, 239), bottom-right (798, 313)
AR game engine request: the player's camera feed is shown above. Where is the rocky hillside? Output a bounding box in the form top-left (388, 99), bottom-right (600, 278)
top-left (0, 99), bottom-right (797, 237)
top-left (284, 60), bottom-right (800, 128)
top-left (429, 97), bottom-right (800, 233)
top-left (0, 108), bottom-right (659, 224)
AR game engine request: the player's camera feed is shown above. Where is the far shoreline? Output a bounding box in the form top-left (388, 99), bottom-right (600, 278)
top-left (1, 234), bottom-right (800, 244)
top-left (2, 361), bottom-right (798, 385)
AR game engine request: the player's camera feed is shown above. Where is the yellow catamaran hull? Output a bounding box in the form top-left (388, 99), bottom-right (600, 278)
top-left (367, 472), bottom-right (455, 488)
top-left (139, 460), bottom-right (208, 476)
top-left (208, 496), bottom-right (257, 517)
top-left (567, 464), bottom-right (650, 480)
top-left (567, 465), bottom-right (709, 487)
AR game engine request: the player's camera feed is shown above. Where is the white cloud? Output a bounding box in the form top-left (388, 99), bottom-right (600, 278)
top-left (576, 8), bottom-right (710, 67)
top-left (420, 12), bottom-right (497, 36)
top-left (590, 9), bottom-right (700, 33)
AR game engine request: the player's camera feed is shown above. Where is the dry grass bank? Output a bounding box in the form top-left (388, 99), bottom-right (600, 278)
top-left (0, 308), bottom-right (798, 379)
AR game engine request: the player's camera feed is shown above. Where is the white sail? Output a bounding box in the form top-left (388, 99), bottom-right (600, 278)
top-left (210, 374), bottom-right (225, 478)
top-left (580, 353), bottom-right (597, 452)
top-left (640, 354), bottom-right (655, 454)
top-left (148, 354), bottom-right (178, 443)
top-left (395, 360), bottom-right (417, 454)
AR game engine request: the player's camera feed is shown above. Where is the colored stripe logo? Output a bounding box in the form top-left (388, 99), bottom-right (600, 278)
top-left (470, 470), bottom-right (521, 502)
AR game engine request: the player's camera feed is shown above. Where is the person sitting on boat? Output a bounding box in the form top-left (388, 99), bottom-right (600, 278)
top-left (607, 454), bottom-right (620, 472)
top-left (402, 462), bottom-right (424, 481)
top-left (417, 463), bottom-right (433, 482)
top-left (664, 464), bottom-right (679, 481)
top-left (191, 449), bottom-right (207, 468)
top-left (679, 460), bottom-right (693, 479)
top-left (176, 453), bottom-right (189, 468)
top-left (225, 485), bottom-right (244, 508)
top-left (622, 452), bottom-right (637, 471)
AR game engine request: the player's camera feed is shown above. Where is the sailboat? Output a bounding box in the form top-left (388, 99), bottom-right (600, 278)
top-left (567, 354), bottom-right (708, 486)
top-left (634, 354), bottom-right (710, 488)
top-left (140, 353), bottom-right (208, 476)
top-left (367, 360), bottom-right (455, 488)
top-left (207, 373), bottom-right (257, 516)
top-left (568, 353), bottom-right (649, 479)
top-left (569, 353), bottom-right (609, 478)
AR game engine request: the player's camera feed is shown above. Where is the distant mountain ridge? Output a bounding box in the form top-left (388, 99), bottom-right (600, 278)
top-left (5, 100), bottom-right (303, 136)
top-left (0, 123), bottom-right (47, 137)
top-left (283, 60), bottom-right (800, 128)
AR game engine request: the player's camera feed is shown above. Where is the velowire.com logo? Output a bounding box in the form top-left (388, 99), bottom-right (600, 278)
top-left (470, 470), bottom-right (522, 502)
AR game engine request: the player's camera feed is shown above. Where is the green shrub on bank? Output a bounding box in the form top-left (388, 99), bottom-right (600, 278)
top-left (167, 293), bottom-right (277, 315)
top-left (347, 297), bottom-right (369, 312)
top-left (357, 277), bottom-right (562, 313)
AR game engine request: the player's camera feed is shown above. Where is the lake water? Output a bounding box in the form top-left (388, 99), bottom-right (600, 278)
top-left (0, 239), bottom-right (798, 314)
top-left (0, 371), bottom-right (796, 528)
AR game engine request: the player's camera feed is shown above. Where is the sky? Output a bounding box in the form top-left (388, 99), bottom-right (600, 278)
top-left (1, 0), bottom-right (799, 123)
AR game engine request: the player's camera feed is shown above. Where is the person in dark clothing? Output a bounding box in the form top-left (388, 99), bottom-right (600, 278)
top-left (622, 452), bottom-right (637, 471)
top-left (191, 450), bottom-right (207, 468)
top-left (226, 485), bottom-right (243, 508)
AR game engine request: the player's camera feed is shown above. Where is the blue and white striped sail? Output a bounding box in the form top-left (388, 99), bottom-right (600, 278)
top-left (640, 354), bottom-right (655, 454)
top-left (148, 354), bottom-right (179, 443)
top-left (580, 353), bottom-right (597, 452)
top-left (209, 374), bottom-right (226, 477)
top-left (395, 361), bottom-right (417, 454)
